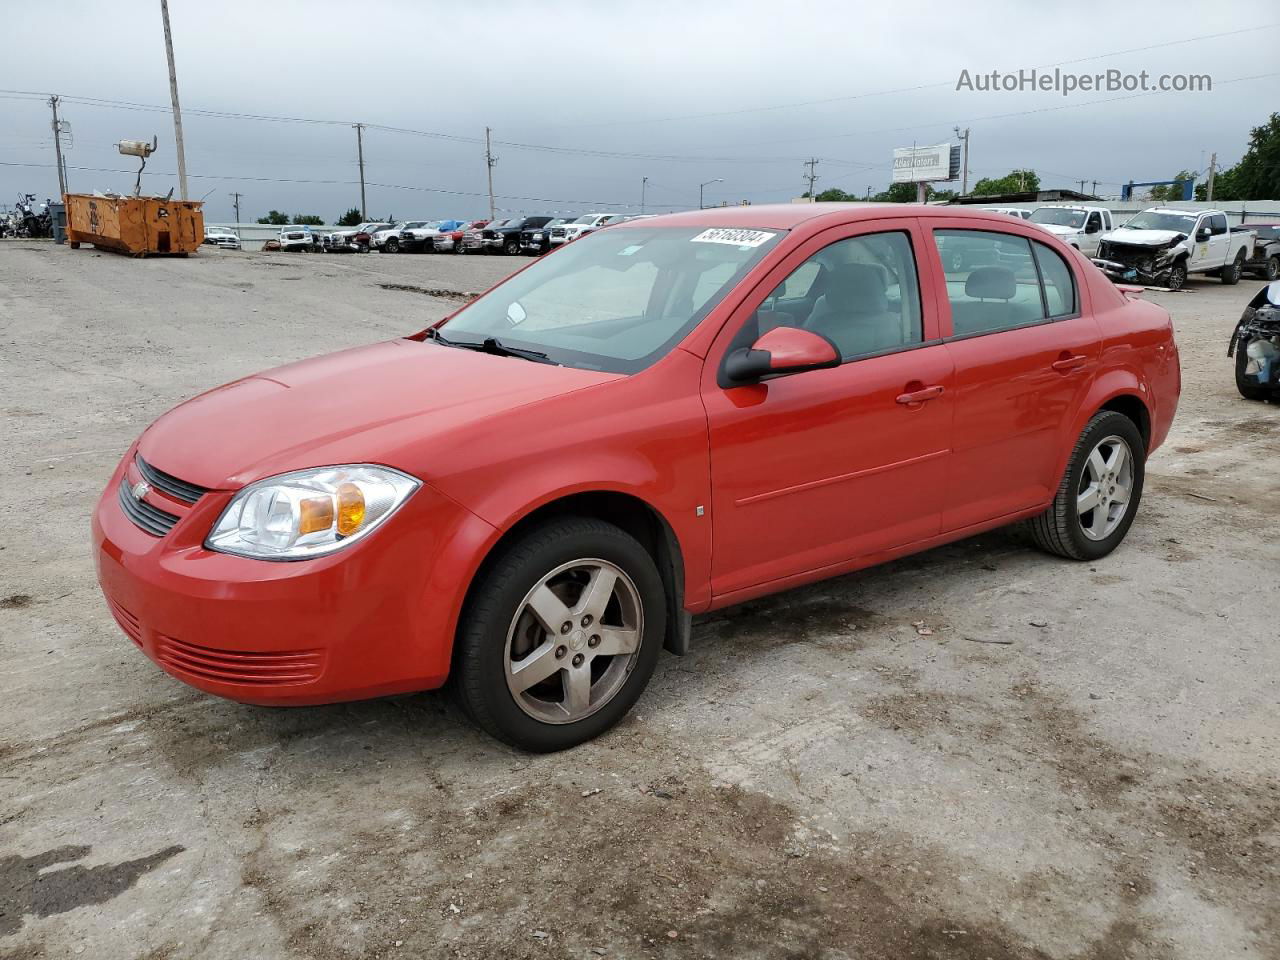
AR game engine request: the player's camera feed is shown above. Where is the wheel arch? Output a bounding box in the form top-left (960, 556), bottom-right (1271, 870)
top-left (457, 489), bottom-right (692, 662)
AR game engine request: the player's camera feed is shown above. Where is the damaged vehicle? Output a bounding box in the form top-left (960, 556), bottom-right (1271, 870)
top-left (1093, 208), bottom-right (1254, 290)
top-left (1229, 280), bottom-right (1280, 401)
top-left (1243, 224), bottom-right (1280, 281)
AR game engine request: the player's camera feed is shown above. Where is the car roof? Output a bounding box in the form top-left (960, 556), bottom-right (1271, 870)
top-left (622, 202), bottom-right (1037, 231)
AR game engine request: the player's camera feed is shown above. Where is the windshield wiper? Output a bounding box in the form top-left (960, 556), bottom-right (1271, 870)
top-left (430, 330), bottom-right (556, 364)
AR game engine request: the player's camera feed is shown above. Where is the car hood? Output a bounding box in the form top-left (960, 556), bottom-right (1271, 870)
top-left (1038, 224), bottom-right (1083, 237)
top-left (137, 339), bottom-right (620, 489)
top-left (1103, 229), bottom-right (1186, 247)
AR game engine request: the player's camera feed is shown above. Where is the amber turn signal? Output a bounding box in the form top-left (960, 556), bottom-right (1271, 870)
top-left (298, 496), bottom-right (335, 535)
top-left (336, 483), bottom-right (366, 536)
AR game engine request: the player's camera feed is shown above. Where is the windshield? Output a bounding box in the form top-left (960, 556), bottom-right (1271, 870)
top-left (1248, 225), bottom-right (1279, 240)
top-left (437, 225), bottom-right (783, 373)
top-left (1121, 211), bottom-right (1197, 232)
top-left (573, 215), bottom-right (599, 225)
top-left (1030, 208), bottom-right (1086, 228)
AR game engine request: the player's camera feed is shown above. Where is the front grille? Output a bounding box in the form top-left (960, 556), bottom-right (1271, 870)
top-left (118, 482), bottom-right (180, 537)
top-left (108, 599), bottom-right (143, 646)
top-left (156, 635), bottom-right (323, 686)
top-left (551, 228), bottom-right (565, 238)
top-left (1100, 243), bottom-right (1158, 272)
top-left (482, 230), bottom-right (496, 239)
top-left (136, 456), bottom-right (208, 505)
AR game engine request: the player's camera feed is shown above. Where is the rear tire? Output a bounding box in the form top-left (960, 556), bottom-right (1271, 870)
top-left (1222, 251), bottom-right (1244, 285)
top-left (1028, 411), bottom-right (1146, 561)
top-left (454, 517), bottom-right (666, 751)
top-left (1265, 256), bottom-right (1280, 281)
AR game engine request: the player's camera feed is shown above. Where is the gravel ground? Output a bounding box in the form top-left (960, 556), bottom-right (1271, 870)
top-left (1, 240), bottom-right (1276, 960)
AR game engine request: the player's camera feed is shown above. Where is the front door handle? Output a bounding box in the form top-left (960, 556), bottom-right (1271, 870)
top-left (1051, 354), bottom-right (1089, 372)
top-left (896, 385), bottom-right (945, 405)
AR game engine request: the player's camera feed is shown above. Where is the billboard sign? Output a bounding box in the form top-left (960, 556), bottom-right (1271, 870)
top-left (892, 142), bottom-right (961, 183)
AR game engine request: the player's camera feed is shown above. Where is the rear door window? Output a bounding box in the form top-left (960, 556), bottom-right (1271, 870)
top-left (933, 229), bottom-right (1046, 337)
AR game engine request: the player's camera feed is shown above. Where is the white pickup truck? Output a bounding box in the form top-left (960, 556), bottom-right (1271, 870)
top-left (1028, 205), bottom-right (1115, 257)
top-left (1093, 208), bottom-right (1255, 290)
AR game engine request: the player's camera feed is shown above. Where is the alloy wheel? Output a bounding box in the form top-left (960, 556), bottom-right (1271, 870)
top-left (1076, 434), bottom-right (1134, 541)
top-left (504, 559), bottom-right (643, 724)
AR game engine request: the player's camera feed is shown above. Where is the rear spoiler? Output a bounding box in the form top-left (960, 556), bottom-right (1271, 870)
top-left (1116, 284), bottom-right (1145, 298)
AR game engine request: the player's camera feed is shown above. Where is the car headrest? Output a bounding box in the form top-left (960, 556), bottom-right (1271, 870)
top-left (827, 262), bottom-right (889, 314)
top-left (965, 266), bottom-right (1016, 301)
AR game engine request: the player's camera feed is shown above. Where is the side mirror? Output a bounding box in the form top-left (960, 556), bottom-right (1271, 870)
top-left (722, 326), bottom-right (840, 385)
top-left (1086, 222), bottom-right (1100, 234)
top-left (1196, 227), bottom-right (1211, 242)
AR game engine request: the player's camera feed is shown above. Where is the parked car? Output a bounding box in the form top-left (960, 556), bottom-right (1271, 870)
top-left (1093, 208), bottom-right (1255, 290)
top-left (1242, 224), bottom-right (1280, 280)
top-left (379, 221), bottom-right (429, 254)
top-left (484, 216), bottom-right (556, 255)
top-left (370, 223), bottom-right (405, 252)
top-left (323, 222), bottom-right (391, 253)
top-left (203, 226), bottom-right (242, 250)
top-left (550, 213), bottom-right (628, 247)
top-left (461, 219), bottom-right (503, 254)
top-left (1230, 280), bottom-right (1280, 400)
top-left (1028, 206), bottom-right (1115, 257)
top-left (520, 217), bottom-right (573, 255)
top-left (92, 206), bottom-right (1179, 751)
top-left (416, 220), bottom-right (467, 253)
top-left (979, 207), bottom-right (1032, 220)
top-left (435, 219), bottom-right (489, 254)
top-left (278, 225), bottom-right (316, 252)
top-left (397, 220), bottom-right (444, 253)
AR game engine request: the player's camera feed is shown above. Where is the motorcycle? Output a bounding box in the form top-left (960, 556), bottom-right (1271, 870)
top-left (1228, 280), bottom-right (1280, 401)
top-left (13, 193), bottom-right (52, 238)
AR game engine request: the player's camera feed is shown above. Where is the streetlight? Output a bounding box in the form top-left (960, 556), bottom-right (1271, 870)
top-left (699, 178), bottom-right (723, 210)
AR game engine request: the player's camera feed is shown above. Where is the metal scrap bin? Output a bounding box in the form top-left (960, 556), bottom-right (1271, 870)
top-left (64, 193), bottom-right (204, 256)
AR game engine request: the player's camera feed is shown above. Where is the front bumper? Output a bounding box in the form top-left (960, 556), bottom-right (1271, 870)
top-left (92, 448), bottom-right (497, 706)
top-left (1092, 257), bottom-right (1160, 284)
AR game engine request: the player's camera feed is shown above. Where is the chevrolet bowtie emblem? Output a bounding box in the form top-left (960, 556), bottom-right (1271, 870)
top-left (131, 481), bottom-right (152, 502)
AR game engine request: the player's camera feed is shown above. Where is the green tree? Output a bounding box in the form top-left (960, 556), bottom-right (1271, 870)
top-left (336, 207), bottom-right (363, 226)
top-left (970, 169), bottom-right (1040, 196)
top-left (814, 188), bottom-right (856, 202)
top-left (1196, 112), bottom-right (1280, 202)
top-left (256, 209), bottom-right (289, 225)
top-left (870, 182), bottom-right (920, 203)
top-left (293, 214), bottom-right (325, 225)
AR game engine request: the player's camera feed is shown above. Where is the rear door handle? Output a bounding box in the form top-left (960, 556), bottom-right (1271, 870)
top-left (1051, 354), bottom-right (1089, 372)
top-left (896, 385), bottom-right (945, 405)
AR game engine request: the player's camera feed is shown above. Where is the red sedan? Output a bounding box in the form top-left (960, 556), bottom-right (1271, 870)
top-left (93, 204), bottom-right (1180, 750)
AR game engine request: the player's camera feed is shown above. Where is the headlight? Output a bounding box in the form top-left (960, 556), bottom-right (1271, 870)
top-left (206, 465), bottom-right (420, 560)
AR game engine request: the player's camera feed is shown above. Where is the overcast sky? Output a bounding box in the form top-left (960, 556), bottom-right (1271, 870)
top-left (3, 0), bottom-right (1277, 223)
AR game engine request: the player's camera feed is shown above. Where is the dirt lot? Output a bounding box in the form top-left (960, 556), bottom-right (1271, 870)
top-left (1, 239), bottom-right (1276, 960)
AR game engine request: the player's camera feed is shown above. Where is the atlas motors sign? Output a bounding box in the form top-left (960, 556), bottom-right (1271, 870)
top-left (892, 143), bottom-right (962, 183)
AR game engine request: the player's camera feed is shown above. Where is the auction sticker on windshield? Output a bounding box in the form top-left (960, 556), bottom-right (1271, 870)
top-left (690, 228), bottom-right (776, 248)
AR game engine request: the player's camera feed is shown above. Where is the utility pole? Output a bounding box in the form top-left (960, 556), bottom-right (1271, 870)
top-left (484, 127), bottom-right (497, 221)
top-left (229, 191), bottom-right (242, 231)
top-left (953, 126), bottom-right (970, 195)
top-left (803, 157), bottom-right (819, 199)
top-left (49, 96), bottom-right (67, 199)
top-left (641, 176), bottom-right (648, 214)
top-left (1092, 180), bottom-right (1099, 196)
top-left (1079, 179), bottom-right (1087, 194)
top-left (159, 0), bottom-right (189, 200)
top-left (1206, 152), bottom-right (1217, 202)
top-left (353, 123), bottom-right (367, 219)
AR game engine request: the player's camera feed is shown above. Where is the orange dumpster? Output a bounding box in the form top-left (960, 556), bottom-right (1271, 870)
top-left (64, 193), bottom-right (204, 257)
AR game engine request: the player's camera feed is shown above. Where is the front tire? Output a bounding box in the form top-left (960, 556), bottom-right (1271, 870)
top-left (1028, 411), bottom-right (1145, 561)
top-left (1235, 335), bottom-right (1272, 401)
top-left (454, 517), bottom-right (666, 751)
top-left (1165, 261), bottom-right (1187, 291)
top-left (504, 238), bottom-right (520, 255)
